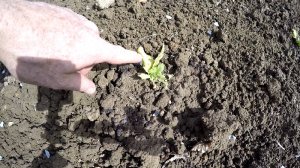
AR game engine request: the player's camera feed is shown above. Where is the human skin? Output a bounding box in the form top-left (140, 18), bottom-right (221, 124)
top-left (0, 0), bottom-right (141, 94)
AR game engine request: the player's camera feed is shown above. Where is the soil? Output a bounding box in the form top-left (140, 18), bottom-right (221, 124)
top-left (1, 0), bottom-right (300, 167)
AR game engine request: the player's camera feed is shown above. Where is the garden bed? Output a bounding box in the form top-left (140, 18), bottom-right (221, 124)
top-left (0, 0), bottom-right (299, 167)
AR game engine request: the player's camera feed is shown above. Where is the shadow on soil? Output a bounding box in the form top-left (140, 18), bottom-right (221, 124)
top-left (72, 107), bottom-right (165, 156)
top-left (31, 88), bottom-right (72, 168)
top-left (29, 91), bottom-right (170, 167)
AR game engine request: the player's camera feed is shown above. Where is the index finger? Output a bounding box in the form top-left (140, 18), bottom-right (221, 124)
top-left (93, 38), bottom-right (142, 65)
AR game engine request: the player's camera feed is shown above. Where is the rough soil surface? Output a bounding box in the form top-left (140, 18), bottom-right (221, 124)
top-left (1, 0), bottom-right (300, 167)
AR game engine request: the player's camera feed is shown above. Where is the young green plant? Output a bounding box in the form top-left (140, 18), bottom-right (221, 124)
top-left (292, 29), bottom-right (300, 47)
top-left (137, 45), bottom-right (169, 87)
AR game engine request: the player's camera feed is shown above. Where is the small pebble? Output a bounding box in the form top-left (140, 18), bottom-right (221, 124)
top-left (0, 122), bottom-right (4, 128)
top-left (228, 135), bottom-right (236, 141)
top-left (0, 155), bottom-right (3, 161)
top-left (43, 150), bottom-right (51, 159)
top-left (152, 111), bottom-right (160, 117)
top-left (7, 122), bottom-right (14, 127)
top-left (1, 70), bottom-right (5, 74)
top-left (138, 0), bottom-right (147, 3)
top-left (166, 15), bottom-right (172, 20)
top-left (213, 22), bottom-right (219, 27)
top-left (19, 83), bottom-right (23, 88)
top-left (207, 30), bottom-right (213, 36)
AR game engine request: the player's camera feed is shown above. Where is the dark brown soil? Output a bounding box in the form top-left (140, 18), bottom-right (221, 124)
top-left (1, 0), bottom-right (300, 167)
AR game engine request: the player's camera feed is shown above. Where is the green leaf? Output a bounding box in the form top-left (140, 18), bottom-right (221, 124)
top-left (157, 63), bottom-right (165, 72)
top-left (137, 46), bottom-right (154, 72)
top-left (296, 40), bottom-right (300, 47)
top-left (153, 44), bottom-right (165, 67)
top-left (138, 73), bottom-right (150, 79)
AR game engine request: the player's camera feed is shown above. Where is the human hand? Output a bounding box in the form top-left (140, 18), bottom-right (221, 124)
top-left (0, 0), bottom-right (141, 94)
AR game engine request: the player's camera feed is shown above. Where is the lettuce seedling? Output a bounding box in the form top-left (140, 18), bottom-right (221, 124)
top-left (137, 45), bottom-right (169, 87)
top-left (292, 29), bottom-right (300, 47)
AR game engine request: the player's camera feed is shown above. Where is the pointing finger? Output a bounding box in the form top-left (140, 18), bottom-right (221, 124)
top-left (94, 38), bottom-right (142, 65)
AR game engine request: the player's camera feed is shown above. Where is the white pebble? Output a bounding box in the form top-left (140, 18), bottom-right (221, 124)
top-left (8, 122), bottom-right (14, 127)
top-left (207, 30), bottom-right (213, 36)
top-left (138, 0), bottom-right (147, 3)
top-left (95, 0), bottom-right (115, 9)
top-left (0, 122), bottom-right (4, 128)
top-left (44, 150), bottom-right (51, 159)
top-left (0, 155), bottom-right (3, 161)
top-left (213, 22), bottom-right (219, 27)
top-left (166, 15), bottom-right (172, 20)
top-left (228, 135), bottom-right (236, 141)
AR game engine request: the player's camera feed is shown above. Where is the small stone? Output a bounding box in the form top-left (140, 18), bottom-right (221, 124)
top-left (228, 135), bottom-right (236, 142)
top-left (43, 150), bottom-right (51, 159)
top-left (0, 155), bottom-right (3, 161)
top-left (7, 122), bottom-right (14, 127)
top-left (166, 15), bottom-right (172, 20)
top-left (152, 111), bottom-right (160, 117)
top-left (0, 122), bottom-right (4, 128)
top-left (86, 110), bottom-right (100, 122)
top-left (213, 22), bottom-right (219, 27)
top-left (95, 0), bottom-right (115, 9)
top-left (137, 0), bottom-right (147, 3)
top-left (207, 30), bottom-right (212, 36)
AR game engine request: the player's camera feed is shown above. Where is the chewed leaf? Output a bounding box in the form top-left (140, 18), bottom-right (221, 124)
top-left (137, 46), bottom-right (154, 72)
top-left (153, 44), bottom-right (165, 67)
top-left (138, 73), bottom-right (150, 79)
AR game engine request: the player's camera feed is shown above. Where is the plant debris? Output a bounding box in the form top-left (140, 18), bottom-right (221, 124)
top-left (162, 154), bottom-right (187, 168)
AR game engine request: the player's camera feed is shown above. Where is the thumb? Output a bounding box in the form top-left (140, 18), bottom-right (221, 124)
top-left (95, 38), bottom-right (142, 64)
top-left (62, 73), bottom-right (96, 95)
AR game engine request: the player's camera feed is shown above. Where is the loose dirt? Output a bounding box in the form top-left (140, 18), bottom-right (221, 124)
top-left (1, 0), bottom-right (299, 167)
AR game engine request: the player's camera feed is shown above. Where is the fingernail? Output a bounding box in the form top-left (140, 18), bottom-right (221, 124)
top-left (86, 87), bottom-right (96, 95)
